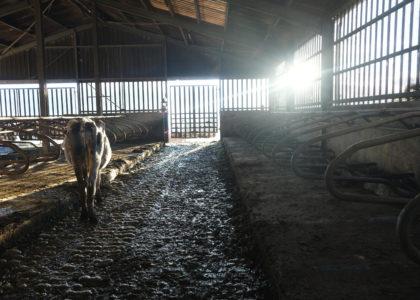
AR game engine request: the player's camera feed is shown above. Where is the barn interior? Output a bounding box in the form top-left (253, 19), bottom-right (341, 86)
top-left (1, 0), bottom-right (420, 298)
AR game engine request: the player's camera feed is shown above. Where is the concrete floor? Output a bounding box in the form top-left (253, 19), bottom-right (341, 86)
top-left (0, 142), bottom-right (269, 299)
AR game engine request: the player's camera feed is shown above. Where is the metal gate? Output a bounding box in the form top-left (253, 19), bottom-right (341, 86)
top-left (169, 84), bottom-right (219, 138)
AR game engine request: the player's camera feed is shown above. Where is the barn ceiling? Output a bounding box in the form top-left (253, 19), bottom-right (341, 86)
top-left (0, 0), bottom-right (348, 64)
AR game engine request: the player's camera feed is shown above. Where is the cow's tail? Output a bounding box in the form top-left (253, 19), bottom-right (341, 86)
top-left (83, 121), bottom-right (98, 178)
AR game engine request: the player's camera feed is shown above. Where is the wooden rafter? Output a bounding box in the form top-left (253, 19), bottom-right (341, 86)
top-left (194, 0), bottom-right (201, 24)
top-left (164, 0), bottom-right (175, 16)
top-left (104, 21), bottom-right (274, 64)
top-left (0, 0), bottom-right (51, 18)
top-left (139, 0), bottom-right (164, 34)
top-left (164, 0), bottom-right (189, 45)
top-left (0, 20), bottom-right (35, 38)
top-left (224, 0), bottom-right (230, 31)
top-left (179, 27), bottom-right (189, 46)
top-left (0, 23), bottom-right (93, 61)
top-left (231, 0), bottom-right (322, 30)
top-left (97, 0), bottom-right (261, 49)
top-left (42, 14), bottom-right (68, 30)
top-left (67, 0), bottom-right (90, 18)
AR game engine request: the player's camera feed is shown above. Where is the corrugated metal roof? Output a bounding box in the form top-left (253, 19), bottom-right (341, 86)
top-left (150, 0), bottom-right (227, 27)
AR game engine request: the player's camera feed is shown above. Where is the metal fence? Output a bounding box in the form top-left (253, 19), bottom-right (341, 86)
top-left (293, 35), bottom-right (323, 111)
top-left (0, 87), bottom-right (78, 117)
top-left (220, 79), bottom-right (269, 111)
top-left (0, 79), bottom-right (270, 118)
top-left (48, 87), bottom-right (78, 116)
top-left (0, 88), bottom-right (40, 117)
top-left (0, 81), bottom-right (167, 117)
top-left (169, 84), bottom-right (219, 138)
top-left (78, 81), bottom-right (167, 115)
top-left (333, 0), bottom-right (420, 107)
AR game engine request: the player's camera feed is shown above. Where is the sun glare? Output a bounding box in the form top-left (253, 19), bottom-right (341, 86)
top-left (276, 61), bottom-right (319, 92)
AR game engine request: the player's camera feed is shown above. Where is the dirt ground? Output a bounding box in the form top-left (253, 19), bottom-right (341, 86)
top-left (0, 141), bottom-right (270, 299)
top-left (224, 137), bottom-right (420, 300)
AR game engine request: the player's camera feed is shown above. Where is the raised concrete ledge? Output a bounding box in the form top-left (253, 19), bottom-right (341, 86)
top-left (102, 142), bottom-right (163, 184)
top-left (223, 137), bottom-right (420, 299)
top-left (0, 142), bottom-right (164, 252)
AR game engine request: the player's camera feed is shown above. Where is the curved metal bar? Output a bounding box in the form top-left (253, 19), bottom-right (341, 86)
top-left (324, 128), bottom-right (420, 205)
top-left (292, 111), bottom-right (420, 179)
top-left (269, 112), bottom-right (376, 160)
top-left (0, 141), bottom-right (30, 175)
top-left (397, 193), bottom-right (420, 265)
top-left (4, 126), bottom-right (62, 161)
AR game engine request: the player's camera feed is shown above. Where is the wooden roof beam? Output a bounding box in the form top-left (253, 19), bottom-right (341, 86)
top-left (179, 27), bottom-right (188, 46)
top-left (97, 0), bottom-right (262, 49)
top-left (164, 0), bottom-right (189, 45)
top-left (194, 0), bottom-right (201, 24)
top-left (43, 14), bottom-right (68, 30)
top-left (164, 0), bottom-right (175, 16)
top-left (138, 0), bottom-right (164, 34)
top-left (231, 0), bottom-right (322, 30)
top-left (0, 0), bottom-right (50, 18)
top-left (67, 0), bottom-right (90, 18)
top-left (103, 21), bottom-right (273, 64)
top-left (0, 23), bottom-right (93, 61)
top-left (0, 3), bottom-right (31, 18)
top-left (224, 0), bottom-right (230, 31)
top-left (0, 20), bottom-right (35, 38)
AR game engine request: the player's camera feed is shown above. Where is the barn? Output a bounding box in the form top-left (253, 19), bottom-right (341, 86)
top-left (0, 0), bottom-right (420, 298)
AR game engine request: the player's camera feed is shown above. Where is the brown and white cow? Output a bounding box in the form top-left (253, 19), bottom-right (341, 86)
top-left (63, 118), bottom-right (112, 224)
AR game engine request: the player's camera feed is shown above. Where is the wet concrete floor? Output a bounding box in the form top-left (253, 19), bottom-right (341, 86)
top-left (0, 141), bottom-right (270, 299)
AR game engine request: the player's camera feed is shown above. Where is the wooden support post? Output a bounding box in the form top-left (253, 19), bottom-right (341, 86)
top-left (33, 0), bottom-right (48, 117)
top-left (321, 17), bottom-right (334, 111)
top-left (92, 0), bottom-right (102, 115)
top-left (73, 31), bottom-right (81, 115)
top-left (163, 39), bottom-right (168, 79)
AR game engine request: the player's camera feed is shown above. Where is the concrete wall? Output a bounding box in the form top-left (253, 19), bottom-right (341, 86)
top-left (125, 112), bottom-right (166, 142)
top-left (220, 111), bottom-right (420, 175)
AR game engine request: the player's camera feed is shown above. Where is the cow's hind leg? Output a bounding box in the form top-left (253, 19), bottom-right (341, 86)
top-left (75, 166), bottom-right (88, 221)
top-left (95, 172), bottom-right (103, 205)
top-left (86, 168), bottom-right (100, 224)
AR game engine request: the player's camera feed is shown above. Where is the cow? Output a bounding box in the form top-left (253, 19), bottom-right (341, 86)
top-left (63, 118), bottom-right (112, 224)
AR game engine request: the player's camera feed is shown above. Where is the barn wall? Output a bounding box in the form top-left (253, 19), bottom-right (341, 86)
top-left (0, 26), bottom-right (167, 82)
top-left (124, 112), bottom-right (166, 142)
top-left (0, 26), bottom-right (273, 82)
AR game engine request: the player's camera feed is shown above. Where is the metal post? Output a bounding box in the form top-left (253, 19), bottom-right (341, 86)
top-left (321, 17), bottom-right (334, 111)
top-left (33, 0), bottom-right (48, 117)
top-left (92, 0), bottom-right (102, 115)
